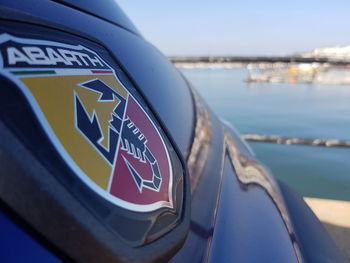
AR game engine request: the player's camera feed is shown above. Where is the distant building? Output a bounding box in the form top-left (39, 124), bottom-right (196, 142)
top-left (300, 46), bottom-right (350, 60)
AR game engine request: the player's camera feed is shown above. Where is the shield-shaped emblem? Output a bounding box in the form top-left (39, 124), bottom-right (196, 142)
top-left (0, 34), bottom-right (173, 212)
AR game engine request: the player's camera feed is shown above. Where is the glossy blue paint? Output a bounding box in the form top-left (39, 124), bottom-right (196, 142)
top-left (208, 156), bottom-right (298, 263)
top-left (0, 211), bottom-right (62, 263)
top-left (171, 94), bottom-right (301, 262)
top-left (171, 106), bottom-right (225, 263)
top-left (54, 0), bottom-right (141, 35)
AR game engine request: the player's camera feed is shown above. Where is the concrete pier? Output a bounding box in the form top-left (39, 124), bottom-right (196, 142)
top-left (304, 197), bottom-right (350, 261)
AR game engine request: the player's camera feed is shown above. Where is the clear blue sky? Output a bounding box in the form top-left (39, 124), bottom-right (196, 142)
top-left (118, 0), bottom-right (350, 56)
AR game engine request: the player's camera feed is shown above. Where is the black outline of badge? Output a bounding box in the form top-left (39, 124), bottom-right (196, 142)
top-left (0, 33), bottom-right (174, 212)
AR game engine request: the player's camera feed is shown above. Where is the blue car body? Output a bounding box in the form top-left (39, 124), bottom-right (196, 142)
top-left (0, 1), bottom-right (346, 262)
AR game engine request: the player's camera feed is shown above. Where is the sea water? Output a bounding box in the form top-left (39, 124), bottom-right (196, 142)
top-left (181, 68), bottom-right (350, 201)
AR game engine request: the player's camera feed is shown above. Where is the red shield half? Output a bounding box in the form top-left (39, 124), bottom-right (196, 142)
top-left (108, 96), bottom-right (173, 211)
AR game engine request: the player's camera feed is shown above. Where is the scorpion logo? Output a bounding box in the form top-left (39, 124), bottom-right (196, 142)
top-left (74, 79), bottom-right (162, 192)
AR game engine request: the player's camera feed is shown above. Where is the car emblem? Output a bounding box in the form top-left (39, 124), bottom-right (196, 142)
top-left (0, 34), bottom-right (173, 212)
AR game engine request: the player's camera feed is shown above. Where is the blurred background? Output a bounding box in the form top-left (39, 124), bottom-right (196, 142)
top-left (118, 0), bottom-right (350, 258)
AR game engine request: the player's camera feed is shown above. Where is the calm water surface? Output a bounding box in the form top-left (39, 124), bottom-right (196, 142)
top-left (181, 68), bottom-right (350, 201)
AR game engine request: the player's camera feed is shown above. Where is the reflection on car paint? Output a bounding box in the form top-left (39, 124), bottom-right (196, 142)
top-left (186, 88), bottom-right (303, 262)
top-left (187, 89), bottom-right (212, 194)
top-left (225, 134), bottom-right (303, 263)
